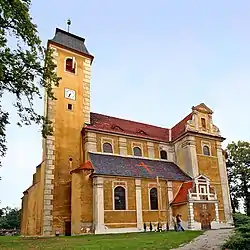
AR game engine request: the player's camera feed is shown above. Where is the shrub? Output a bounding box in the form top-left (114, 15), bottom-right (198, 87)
top-left (222, 213), bottom-right (250, 250)
top-left (233, 213), bottom-right (250, 227)
top-left (223, 232), bottom-right (250, 250)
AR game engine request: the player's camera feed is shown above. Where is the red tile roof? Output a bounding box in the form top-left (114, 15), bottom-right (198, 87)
top-left (85, 112), bottom-right (170, 142)
top-left (83, 111), bottom-right (193, 142)
top-left (70, 161), bottom-right (94, 174)
top-left (171, 113), bottom-right (192, 141)
top-left (171, 181), bottom-right (193, 205)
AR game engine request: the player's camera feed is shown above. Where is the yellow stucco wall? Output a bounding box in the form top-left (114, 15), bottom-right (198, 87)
top-left (21, 161), bottom-right (45, 236)
top-left (195, 136), bottom-right (225, 222)
top-left (71, 170), bottom-right (93, 234)
top-left (103, 177), bottom-right (136, 227)
top-left (172, 204), bottom-right (188, 221)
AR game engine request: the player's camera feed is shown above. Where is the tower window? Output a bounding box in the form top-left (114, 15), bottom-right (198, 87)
top-left (150, 188), bottom-right (158, 210)
top-left (203, 145), bottom-right (210, 156)
top-left (67, 103), bottom-right (73, 110)
top-left (160, 150), bottom-right (168, 160)
top-left (201, 118), bottom-right (206, 129)
top-left (133, 146), bottom-right (142, 157)
top-left (65, 58), bottom-right (76, 73)
top-left (102, 142), bottom-right (113, 153)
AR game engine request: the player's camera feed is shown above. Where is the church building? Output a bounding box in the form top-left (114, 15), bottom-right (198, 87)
top-left (20, 28), bottom-right (233, 236)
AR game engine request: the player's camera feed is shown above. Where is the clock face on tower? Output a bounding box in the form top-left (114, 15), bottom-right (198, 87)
top-left (64, 88), bottom-right (76, 100)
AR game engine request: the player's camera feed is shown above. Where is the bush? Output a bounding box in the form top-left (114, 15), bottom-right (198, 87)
top-left (223, 232), bottom-right (250, 250)
top-left (222, 213), bottom-right (250, 250)
top-left (233, 213), bottom-right (250, 227)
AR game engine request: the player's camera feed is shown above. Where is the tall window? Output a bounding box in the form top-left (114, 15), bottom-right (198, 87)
top-left (65, 58), bottom-right (76, 73)
top-left (114, 186), bottom-right (126, 210)
top-left (160, 150), bottom-right (168, 160)
top-left (150, 188), bottom-right (158, 210)
top-left (103, 142), bottom-right (113, 153)
top-left (203, 145), bottom-right (210, 156)
top-left (133, 146), bottom-right (142, 156)
top-left (201, 118), bottom-right (206, 129)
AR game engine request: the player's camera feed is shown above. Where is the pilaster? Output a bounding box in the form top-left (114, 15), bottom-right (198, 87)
top-left (42, 48), bottom-right (58, 236)
top-left (168, 147), bottom-right (176, 162)
top-left (216, 141), bottom-right (232, 223)
top-left (215, 202), bottom-right (219, 222)
top-left (135, 179), bottom-right (143, 230)
top-left (147, 142), bottom-right (155, 158)
top-left (188, 202), bottom-right (195, 230)
top-left (93, 177), bottom-right (105, 234)
top-left (119, 137), bottom-right (127, 155)
top-left (181, 136), bottom-right (199, 177)
top-left (83, 58), bottom-right (91, 124)
top-left (84, 132), bottom-right (97, 160)
top-left (167, 181), bottom-right (174, 228)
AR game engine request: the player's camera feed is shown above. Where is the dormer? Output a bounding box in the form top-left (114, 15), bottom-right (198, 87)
top-left (137, 129), bottom-right (148, 135)
top-left (186, 103), bottom-right (220, 136)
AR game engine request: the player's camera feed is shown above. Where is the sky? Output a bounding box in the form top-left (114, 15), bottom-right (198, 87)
top-left (1, 0), bottom-right (250, 208)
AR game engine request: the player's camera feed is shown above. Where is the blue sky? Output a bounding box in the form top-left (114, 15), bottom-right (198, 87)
top-left (1, 0), bottom-right (250, 208)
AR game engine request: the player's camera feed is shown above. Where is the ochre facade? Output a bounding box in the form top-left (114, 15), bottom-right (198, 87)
top-left (21, 28), bottom-right (233, 236)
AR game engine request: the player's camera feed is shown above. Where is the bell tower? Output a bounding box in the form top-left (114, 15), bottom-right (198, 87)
top-left (42, 28), bottom-right (94, 236)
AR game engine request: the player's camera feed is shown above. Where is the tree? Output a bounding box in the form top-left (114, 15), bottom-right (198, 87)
top-left (226, 141), bottom-right (250, 215)
top-left (0, 206), bottom-right (21, 229)
top-left (0, 0), bottom-right (60, 165)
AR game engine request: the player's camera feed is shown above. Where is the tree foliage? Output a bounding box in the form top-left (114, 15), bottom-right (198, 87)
top-left (0, 206), bottom-right (21, 229)
top-left (0, 0), bottom-right (60, 165)
top-left (226, 141), bottom-right (250, 215)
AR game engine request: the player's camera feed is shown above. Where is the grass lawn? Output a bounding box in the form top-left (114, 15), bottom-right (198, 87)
top-left (0, 231), bottom-right (202, 249)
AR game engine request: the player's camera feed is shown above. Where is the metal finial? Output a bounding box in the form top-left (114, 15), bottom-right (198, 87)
top-left (67, 19), bottom-right (71, 32)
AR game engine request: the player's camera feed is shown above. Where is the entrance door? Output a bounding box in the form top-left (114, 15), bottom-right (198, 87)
top-left (65, 221), bottom-right (71, 236)
top-left (200, 204), bottom-right (211, 230)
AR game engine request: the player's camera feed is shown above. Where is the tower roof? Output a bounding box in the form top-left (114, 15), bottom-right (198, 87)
top-left (49, 28), bottom-right (93, 60)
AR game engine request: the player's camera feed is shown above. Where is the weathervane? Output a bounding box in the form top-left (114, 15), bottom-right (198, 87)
top-left (67, 19), bottom-right (71, 32)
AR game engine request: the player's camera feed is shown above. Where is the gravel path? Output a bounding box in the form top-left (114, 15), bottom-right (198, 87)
top-left (172, 229), bottom-right (234, 250)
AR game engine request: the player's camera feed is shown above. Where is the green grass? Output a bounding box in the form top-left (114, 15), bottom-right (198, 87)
top-left (0, 231), bottom-right (202, 250)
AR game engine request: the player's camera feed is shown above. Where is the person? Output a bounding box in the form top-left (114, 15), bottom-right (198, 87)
top-left (176, 214), bottom-right (185, 232)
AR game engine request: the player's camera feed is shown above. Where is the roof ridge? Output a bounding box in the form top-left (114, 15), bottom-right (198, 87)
top-left (90, 112), bottom-right (169, 130)
top-left (55, 28), bottom-right (86, 42)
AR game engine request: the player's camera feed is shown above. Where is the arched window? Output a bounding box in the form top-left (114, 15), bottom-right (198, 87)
top-left (150, 188), bottom-right (158, 210)
top-left (133, 146), bottom-right (142, 156)
top-left (160, 150), bottom-right (168, 160)
top-left (65, 58), bottom-right (76, 73)
top-left (114, 186), bottom-right (126, 210)
top-left (103, 142), bottom-right (113, 153)
top-left (203, 145), bottom-right (210, 156)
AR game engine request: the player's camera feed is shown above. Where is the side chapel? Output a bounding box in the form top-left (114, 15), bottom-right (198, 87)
top-left (20, 28), bottom-right (233, 236)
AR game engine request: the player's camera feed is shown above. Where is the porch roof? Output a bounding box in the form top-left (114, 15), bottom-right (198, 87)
top-left (171, 181), bottom-right (193, 205)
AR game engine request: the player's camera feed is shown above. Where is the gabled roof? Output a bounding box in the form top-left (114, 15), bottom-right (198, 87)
top-left (85, 113), bottom-right (170, 142)
top-left (192, 103), bottom-right (213, 114)
top-left (83, 103), bottom-right (220, 142)
top-left (171, 181), bottom-right (193, 205)
top-left (171, 113), bottom-right (192, 141)
top-left (73, 153), bottom-right (191, 181)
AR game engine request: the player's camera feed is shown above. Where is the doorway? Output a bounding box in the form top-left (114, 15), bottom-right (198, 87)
top-left (200, 204), bottom-right (211, 230)
top-left (65, 221), bottom-right (71, 236)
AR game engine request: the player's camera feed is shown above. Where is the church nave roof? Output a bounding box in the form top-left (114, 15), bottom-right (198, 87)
top-left (77, 153), bottom-right (191, 182)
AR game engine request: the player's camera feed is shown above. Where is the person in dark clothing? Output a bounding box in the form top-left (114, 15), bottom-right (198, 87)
top-left (176, 214), bottom-right (185, 231)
